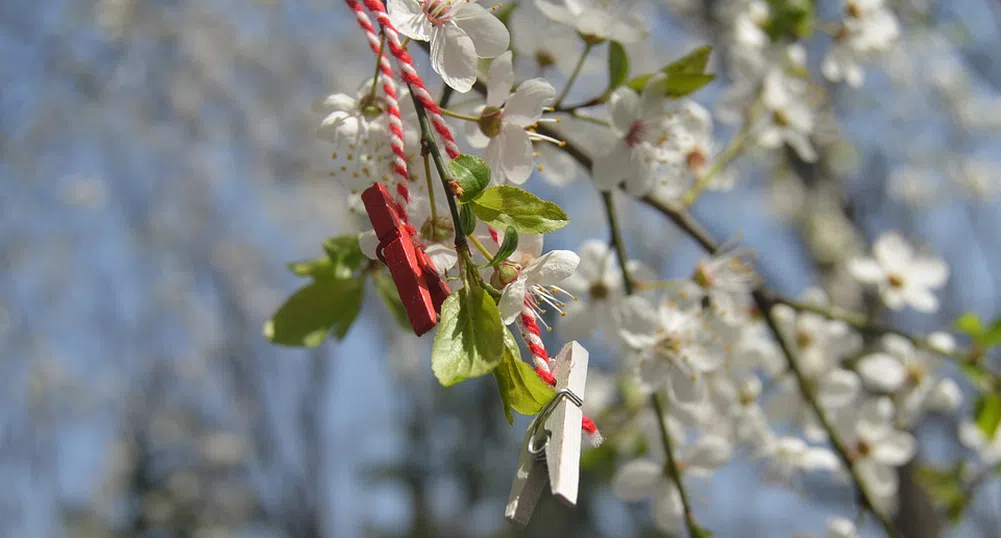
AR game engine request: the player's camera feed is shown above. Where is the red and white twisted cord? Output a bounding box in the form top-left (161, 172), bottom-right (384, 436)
top-left (360, 0), bottom-right (462, 160)
top-left (483, 228), bottom-right (602, 445)
top-left (344, 0), bottom-right (412, 221)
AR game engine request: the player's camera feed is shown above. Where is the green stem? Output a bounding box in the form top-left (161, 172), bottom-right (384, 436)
top-left (601, 191), bottom-right (703, 535)
top-left (423, 153), bottom-right (438, 238)
top-left (752, 290), bottom-right (902, 538)
top-left (601, 191), bottom-right (634, 295)
top-left (681, 121), bottom-right (751, 206)
top-left (439, 108), bottom-right (481, 122)
top-left (409, 86), bottom-right (467, 255)
top-left (770, 294), bottom-right (1000, 390)
top-left (468, 235), bottom-right (495, 263)
top-left (554, 42), bottom-right (594, 109)
top-left (652, 393), bottom-right (704, 538)
top-left (366, 33), bottom-right (387, 103)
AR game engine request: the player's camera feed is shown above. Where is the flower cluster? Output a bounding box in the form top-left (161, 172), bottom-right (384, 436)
top-left (268, 0), bottom-right (996, 535)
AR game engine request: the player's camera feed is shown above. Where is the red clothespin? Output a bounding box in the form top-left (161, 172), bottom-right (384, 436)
top-left (361, 184), bottom-right (437, 336)
top-left (415, 246), bottom-right (451, 314)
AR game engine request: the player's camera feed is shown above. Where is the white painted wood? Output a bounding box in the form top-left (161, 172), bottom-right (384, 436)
top-left (545, 341), bottom-right (588, 507)
top-left (504, 433), bottom-right (548, 528)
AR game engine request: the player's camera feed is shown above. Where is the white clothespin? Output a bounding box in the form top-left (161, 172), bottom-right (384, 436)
top-left (505, 341), bottom-right (588, 529)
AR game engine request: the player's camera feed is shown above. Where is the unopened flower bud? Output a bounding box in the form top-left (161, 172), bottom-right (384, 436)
top-left (420, 216), bottom-right (454, 243)
top-left (491, 263), bottom-right (521, 289)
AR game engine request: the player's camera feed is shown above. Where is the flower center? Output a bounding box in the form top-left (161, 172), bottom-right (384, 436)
top-left (795, 329), bottom-right (813, 350)
top-left (589, 281), bottom-right (609, 300)
top-left (686, 149), bottom-right (707, 173)
top-left (856, 439), bottom-right (872, 457)
top-left (625, 120), bottom-right (648, 147)
top-left (478, 106), bottom-right (504, 138)
top-left (358, 94), bottom-right (384, 120)
top-left (693, 263), bottom-right (714, 289)
top-left (535, 50), bottom-right (556, 69)
top-left (906, 363), bottom-right (925, 385)
top-left (422, 0), bottom-right (454, 25)
top-left (654, 332), bottom-right (683, 361)
top-left (887, 272), bottom-right (905, 288)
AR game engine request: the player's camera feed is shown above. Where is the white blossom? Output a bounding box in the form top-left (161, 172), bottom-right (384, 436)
top-left (388, 0), bottom-right (510, 92)
top-left (464, 51), bottom-right (557, 184)
top-left (534, 0), bottom-right (649, 43)
top-left (618, 296), bottom-right (724, 402)
top-left (848, 231), bottom-right (948, 313)
top-left (494, 235), bottom-right (579, 325)
top-left (593, 75), bottom-right (676, 196)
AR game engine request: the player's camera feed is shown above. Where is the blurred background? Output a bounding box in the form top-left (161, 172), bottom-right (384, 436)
top-left (4, 0), bottom-right (1001, 536)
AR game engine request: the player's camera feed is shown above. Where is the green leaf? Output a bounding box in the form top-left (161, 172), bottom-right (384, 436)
top-left (459, 203), bottom-right (477, 237)
top-left (323, 235), bottom-right (366, 278)
top-left (470, 185), bottom-right (569, 234)
top-left (493, 327), bottom-right (555, 424)
top-left (626, 45), bottom-right (715, 97)
top-left (374, 270), bottom-right (410, 329)
top-left (916, 463), bottom-right (968, 523)
top-left (664, 45), bottom-right (712, 75)
top-left (975, 392), bottom-right (1001, 438)
top-left (286, 256), bottom-right (335, 279)
top-left (607, 41), bottom-right (629, 93)
top-left (658, 73), bottom-right (716, 98)
top-left (449, 154), bottom-right (491, 203)
top-left (982, 317), bottom-right (1001, 348)
top-left (764, 0), bottom-right (814, 41)
top-left (691, 524), bottom-right (714, 538)
top-left (263, 277), bottom-right (365, 347)
top-left (484, 226), bottom-right (518, 268)
top-left (431, 285), bottom-right (505, 386)
top-left (961, 363), bottom-right (991, 390)
top-left (954, 312), bottom-right (984, 338)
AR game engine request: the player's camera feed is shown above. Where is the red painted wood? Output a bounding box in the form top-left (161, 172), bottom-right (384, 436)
top-left (416, 247), bottom-right (451, 314)
top-left (362, 184), bottom-right (437, 336)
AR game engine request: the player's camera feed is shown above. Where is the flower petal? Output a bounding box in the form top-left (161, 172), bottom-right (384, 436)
top-left (497, 124), bottom-right (535, 184)
top-left (486, 51), bottom-right (514, 108)
top-left (847, 257), bottom-right (885, 284)
top-left (534, 0), bottom-right (576, 24)
top-left (505, 78), bottom-right (556, 127)
top-left (609, 87), bottom-right (640, 136)
top-left (617, 296), bottom-right (660, 348)
top-left (873, 231), bottom-right (912, 268)
top-left (802, 447), bottom-right (841, 472)
top-left (817, 369), bottom-right (860, 408)
top-left (523, 250), bottom-right (580, 285)
top-left (497, 277), bottom-right (528, 325)
top-left (857, 353), bottom-right (907, 392)
top-left (425, 244), bottom-right (457, 273)
top-left (872, 431), bottom-right (916, 466)
top-left (855, 458), bottom-right (898, 497)
top-left (431, 23), bottom-right (478, 93)
top-left (611, 458), bottom-right (662, 501)
top-left (651, 483), bottom-right (684, 533)
top-left (904, 287), bottom-right (939, 313)
top-left (387, 0), bottom-right (433, 41)
top-left (684, 435), bottom-right (732, 471)
top-left (452, 3), bottom-right (510, 59)
top-left (359, 230), bottom-right (379, 260)
top-left (668, 364), bottom-right (705, 403)
top-left (592, 142), bottom-right (630, 191)
top-left (464, 105), bottom-right (491, 148)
